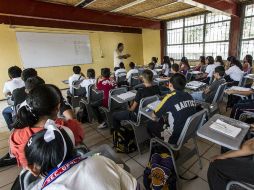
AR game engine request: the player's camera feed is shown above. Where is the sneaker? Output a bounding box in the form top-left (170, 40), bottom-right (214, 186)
top-left (97, 122), bottom-right (107, 129)
top-left (0, 153), bottom-right (17, 167)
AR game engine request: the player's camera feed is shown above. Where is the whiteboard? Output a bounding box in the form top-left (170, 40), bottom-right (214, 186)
top-left (16, 32), bottom-right (92, 68)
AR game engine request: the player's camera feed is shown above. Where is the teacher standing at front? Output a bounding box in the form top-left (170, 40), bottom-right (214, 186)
top-left (114, 43), bottom-right (131, 70)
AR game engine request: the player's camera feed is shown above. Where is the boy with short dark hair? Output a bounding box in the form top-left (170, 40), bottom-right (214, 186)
top-left (115, 62), bottom-right (127, 81)
top-left (171, 63), bottom-right (180, 74)
top-left (148, 73), bottom-right (196, 144)
top-left (191, 66), bottom-right (226, 103)
top-left (112, 69), bottom-right (160, 131)
top-left (126, 62), bottom-right (139, 84)
top-left (80, 69), bottom-right (96, 98)
top-left (68, 66), bottom-right (84, 94)
top-left (148, 62), bottom-right (158, 77)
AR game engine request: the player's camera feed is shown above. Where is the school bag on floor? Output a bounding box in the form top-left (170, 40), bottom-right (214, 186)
top-left (143, 153), bottom-right (177, 190)
top-left (113, 125), bottom-right (137, 154)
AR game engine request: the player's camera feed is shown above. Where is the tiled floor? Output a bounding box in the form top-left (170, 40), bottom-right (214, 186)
top-left (0, 93), bottom-right (231, 190)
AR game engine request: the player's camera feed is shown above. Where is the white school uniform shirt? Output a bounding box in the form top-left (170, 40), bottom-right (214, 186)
top-left (68, 74), bottom-right (84, 87)
top-left (28, 155), bottom-right (137, 190)
top-left (114, 50), bottom-right (123, 68)
top-left (115, 68), bottom-right (127, 78)
top-left (150, 69), bottom-right (158, 77)
top-left (126, 69), bottom-right (139, 83)
top-left (162, 63), bottom-right (170, 76)
top-left (3, 77), bottom-right (24, 96)
top-left (205, 64), bottom-right (217, 78)
top-left (225, 65), bottom-right (244, 82)
top-left (80, 79), bottom-right (96, 97)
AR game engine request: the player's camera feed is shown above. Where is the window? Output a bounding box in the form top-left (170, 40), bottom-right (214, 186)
top-left (240, 4), bottom-right (254, 59)
top-left (166, 13), bottom-right (231, 60)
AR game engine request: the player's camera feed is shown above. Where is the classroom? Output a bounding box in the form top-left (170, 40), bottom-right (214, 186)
top-left (0, 0), bottom-right (253, 189)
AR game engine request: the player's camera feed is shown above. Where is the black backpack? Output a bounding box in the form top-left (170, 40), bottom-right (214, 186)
top-left (113, 125), bottom-right (137, 154)
top-left (77, 105), bottom-right (89, 123)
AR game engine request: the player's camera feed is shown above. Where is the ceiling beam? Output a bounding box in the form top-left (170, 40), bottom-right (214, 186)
top-left (111, 0), bottom-right (147, 13)
top-left (156, 7), bottom-right (197, 19)
top-left (0, 0), bottom-right (160, 29)
top-left (135, 1), bottom-right (179, 16)
top-left (178, 0), bottom-right (239, 17)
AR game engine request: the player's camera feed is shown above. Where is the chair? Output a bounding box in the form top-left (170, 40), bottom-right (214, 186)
top-left (238, 73), bottom-right (248, 87)
top-left (70, 80), bottom-right (86, 108)
top-left (79, 84), bottom-right (104, 122)
top-left (124, 95), bottom-right (160, 155)
top-left (149, 109), bottom-right (207, 183)
top-left (116, 71), bottom-right (127, 83)
top-left (129, 73), bottom-right (140, 87)
top-left (99, 87), bottom-right (128, 127)
top-left (226, 181), bottom-right (254, 190)
top-left (195, 83), bottom-right (227, 118)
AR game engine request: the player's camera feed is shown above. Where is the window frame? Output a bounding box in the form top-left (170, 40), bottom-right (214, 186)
top-left (166, 12), bottom-right (231, 61)
top-left (239, 3), bottom-right (254, 60)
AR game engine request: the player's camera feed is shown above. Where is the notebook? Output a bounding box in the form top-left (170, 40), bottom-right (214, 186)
top-left (147, 100), bottom-right (161, 111)
top-left (117, 91), bottom-right (136, 100)
top-left (186, 81), bottom-right (206, 90)
top-left (209, 119), bottom-right (242, 138)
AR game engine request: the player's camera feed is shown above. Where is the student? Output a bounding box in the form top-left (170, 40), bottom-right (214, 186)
top-left (126, 62), bottom-right (139, 84)
top-left (169, 57), bottom-right (175, 65)
top-left (226, 84), bottom-right (254, 120)
top-left (114, 43), bottom-right (131, 69)
top-left (191, 66), bottom-right (226, 103)
top-left (179, 57), bottom-right (190, 76)
top-left (162, 56), bottom-right (171, 77)
top-left (215, 55), bottom-right (224, 66)
top-left (148, 62), bottom-right (158, 77)
top-left (2, 66), bottom-right (24, 129)
top-left (114, 62), bottom-right (127, 80)
top-left (171, 63), bottom-right (180, 74)
top-left (204, 56), bottom-right (216, 84)
top-left (225, 56), bottom-right (235, 70)
top-left (9, 84), bottom-right (84, 168)
top-left (68, 66), bottom-right (84, 94)
top-left (147, 73), bottom-right (196, 144)
top-left (3, 66), bottom-right (24, 97)
top-left (12, 68), bottom-right (38, 107)
top-left (194, 56), bottom-right (206, 72)
top-left (112, 70), bottom-right (160, 131)
top-left (243, 54), bottom-right (253, 73)
top-left (225, 58), bottom-right (244, 86)
top-left (95, 68), bottom-right (116, 129)
top-left (208, 136), bottom-right (254, 190)
top-left (25, 129), bottom-right (137, 190)
top-left (151, 57), bottom-right (159, 67)
top-left (80, 69), bottom-right (96, 98)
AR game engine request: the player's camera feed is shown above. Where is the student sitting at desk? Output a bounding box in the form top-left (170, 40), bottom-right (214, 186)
top-left (179, 57), bottom-right (190, 76)
top-left (215, 55), bottom-right (224, 66)
top-left (148, 73), bottom-right (196, 145)
top-left (68, 66), bottom-right (84, 94)
top-left (24, 128), bottom-right (137, 190)
top-left (126, 62), bottom-right (139, 84)
top-left (225, 58), bottom-right (243, 86)
top-left (161, 56), bottom-right (171, 77)
top-left (10, 84), bottom-right (84, 168)
top-left (2, 66), bottom-right (24, 130)
top-left (204, 56), bottom-right (216, 84)
top-left (208, 134), bottom-right (254, 190)
top-left (93, 68), bottom-right (116, 129)
top-left (194, 56), bottom-right (206, 72)
top-left (114, 62), bottom-right (127, 80)
top-left (171, 63), bottom-right (180, 74)
top-left (112, 70), bottom-right (160, 132)
top-left (191, 66), bottom-right (226, 103)
top-left (226, 84), bottom-right (254, 121)
top-left (80, 68), bottom-right (96, 98)
top-left (243, 54), bottom-right (253, 73)
top-left (151, 57), bottom-right (159, 67)
top-left (148, 62), bottom-right (158, 77)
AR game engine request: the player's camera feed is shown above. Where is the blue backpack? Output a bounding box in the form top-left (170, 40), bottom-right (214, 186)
top-left (143, 153), bottom-right (177, 190)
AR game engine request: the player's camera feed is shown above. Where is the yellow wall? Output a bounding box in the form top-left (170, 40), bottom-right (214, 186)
top-left (0, 24), bottom-right (147, 99)
top-left (142, 29), bottom-right (161, 65)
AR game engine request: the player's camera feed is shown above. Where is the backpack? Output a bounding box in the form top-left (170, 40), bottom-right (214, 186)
top-left (77, 104), bottom-right (89, 123)
top-left (113, 125), bottom-right (137, 154)
top-left (143, 153), bottom-right (177, 190)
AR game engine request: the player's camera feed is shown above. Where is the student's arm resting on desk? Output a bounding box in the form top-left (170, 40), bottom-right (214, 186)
top-left (211, 138), bottom-right (254, 161)
top-left (226, 89), bottom-right (254, 96)
top-left (128, 101), bottom-right (138, 112)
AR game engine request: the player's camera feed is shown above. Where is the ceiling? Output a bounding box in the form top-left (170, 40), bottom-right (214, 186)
top-left (39, 0), bottom-right (207, 20)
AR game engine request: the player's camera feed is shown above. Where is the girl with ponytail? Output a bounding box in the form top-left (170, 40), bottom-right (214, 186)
top-left (10, 84), bottom-right (84, 168)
